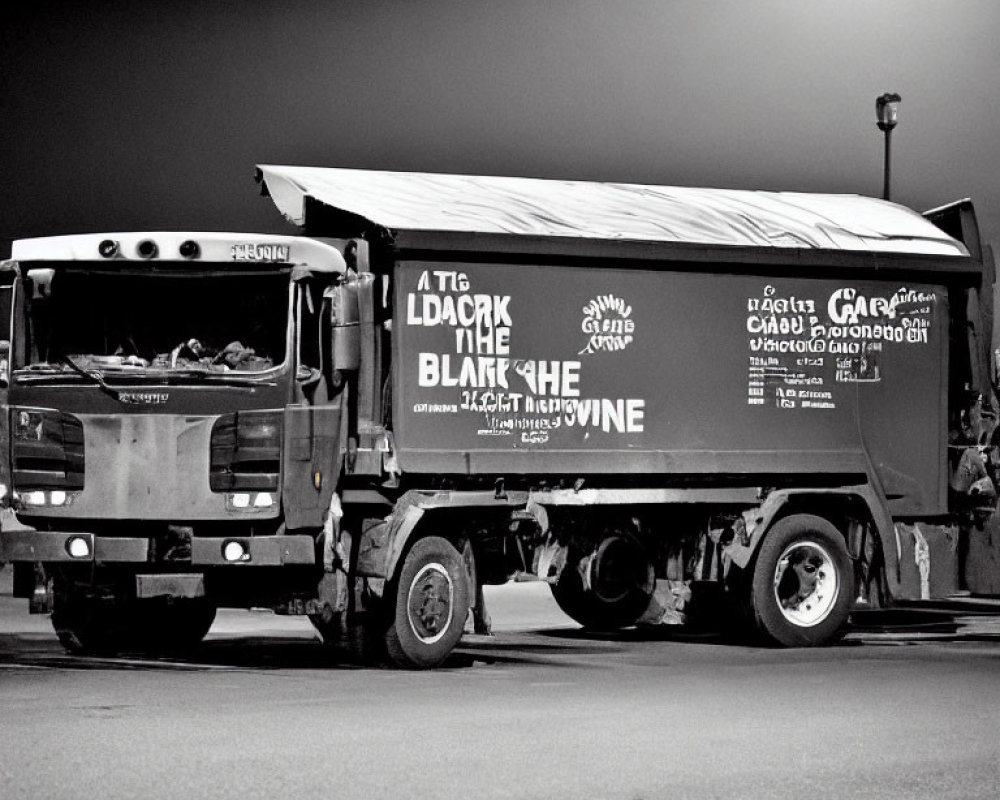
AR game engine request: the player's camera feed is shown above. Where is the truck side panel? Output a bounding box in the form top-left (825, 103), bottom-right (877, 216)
top-left (393, 261), bottom-right (946, 515)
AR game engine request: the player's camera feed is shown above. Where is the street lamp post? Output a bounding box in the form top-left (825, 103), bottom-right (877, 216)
top-left (876, 92), bottom-right (901, 201)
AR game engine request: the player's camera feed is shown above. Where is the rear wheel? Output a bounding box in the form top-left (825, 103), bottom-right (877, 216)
top-left (749, 514), bottom-right (853, 647)
top-left (385, 536), bottom-right (470, 669)
top-left (550, 533), bottom-right (654, 630)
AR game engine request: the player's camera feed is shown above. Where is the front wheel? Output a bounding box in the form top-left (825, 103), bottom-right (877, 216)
top-left (749, 514), bottom-right (854, 647)
top-left (128, 599), bottom-right (217, 653)
top-left (385, 536), bottom-right (470, 669)
top-left (51, 584), bottom-right (128, 655)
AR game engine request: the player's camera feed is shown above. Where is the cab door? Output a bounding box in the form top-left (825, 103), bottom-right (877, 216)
top-left (282, 275), bottom-right (345, 530)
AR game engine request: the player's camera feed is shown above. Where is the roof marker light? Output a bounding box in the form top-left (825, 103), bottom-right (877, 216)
top-left (136, 239), bottom-right (158, 259)
top-left (98, 239), bottom-right (119, 258)
top-left (179, 240), bottom-right (200, 259)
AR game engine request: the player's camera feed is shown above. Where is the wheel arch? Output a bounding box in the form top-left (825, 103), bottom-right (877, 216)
top-left (364, 490), bottom-right (527, 585)
top-left (729, 486), bottom-right (900, 598)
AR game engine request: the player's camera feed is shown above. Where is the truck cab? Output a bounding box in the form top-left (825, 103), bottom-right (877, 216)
top-left (0, 231), bottom-right (363, 653)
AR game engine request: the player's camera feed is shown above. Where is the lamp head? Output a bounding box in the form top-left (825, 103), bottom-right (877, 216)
top-left (876, 92), bottom-right (901, 131)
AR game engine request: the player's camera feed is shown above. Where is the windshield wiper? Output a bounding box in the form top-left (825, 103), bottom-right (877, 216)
top-left (56, 354), bottom-right (121, 400)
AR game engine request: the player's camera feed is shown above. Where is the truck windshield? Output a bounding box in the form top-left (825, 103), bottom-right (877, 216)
top-left (16, 266), bottom-right (290, 376)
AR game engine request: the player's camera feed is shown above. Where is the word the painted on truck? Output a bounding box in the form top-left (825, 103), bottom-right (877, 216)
top-left (417, 356), bottom-right (581, 395)
top-left (407, 269), bottom-right (512, 349)
top-left (479, 396), bottom-right (645, 434)
top-left (405, 269), bottom-right (647, 437)
top-left (579, 293), bottom-right (636, 354)
top-left (744, 283), bottom-right (936, 410)
top-left (827, 287), bottom-right (936, 325)
top-left (230, 242), bottom-right (291, 262)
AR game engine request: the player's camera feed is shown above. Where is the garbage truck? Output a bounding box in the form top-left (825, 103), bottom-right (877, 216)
top-left (0, 166), bottom-right (994, 667)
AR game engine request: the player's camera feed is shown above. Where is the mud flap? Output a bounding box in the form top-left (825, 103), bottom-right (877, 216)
top-left (966, 513), bottom-right (1000, 594)
top-left (894, 522), bottom-right (959, 599)
top-left (461, 539), bottom-right (493, 635)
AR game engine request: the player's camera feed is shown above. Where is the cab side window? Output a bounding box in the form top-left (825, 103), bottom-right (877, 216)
top-left (296, 280), bottom-right (324, 372)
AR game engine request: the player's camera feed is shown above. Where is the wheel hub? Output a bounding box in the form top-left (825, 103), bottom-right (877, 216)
top-left (590, 535), bottom-right (653, 604)
top-left (773, 541), bottom-right (839, 627)
top-left (406, 562), bottom-right (454, 644)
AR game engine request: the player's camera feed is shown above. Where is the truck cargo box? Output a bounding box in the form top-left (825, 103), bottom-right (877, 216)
top-left (256, 166), bottom-right (983, 522)
top-left (393, 262), bottom-right (946, 515)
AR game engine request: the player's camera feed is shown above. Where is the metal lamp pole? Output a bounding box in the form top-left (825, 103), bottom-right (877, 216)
top-left (876, 92), bottom-right (901, 201)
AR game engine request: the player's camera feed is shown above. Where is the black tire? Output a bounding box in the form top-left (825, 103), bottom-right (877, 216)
top-left (385, 536), bottom-right (470, 669)
top-left (51, 589), bottom-right (128, 655)
top-left (550, 534), bottom-right (654, 631)
top-left (128, 599), bottom-right (217, 653)
top-left (52, 581), bottom-right (215, 656)
top-left (749, 514), bottom-right (854, 647)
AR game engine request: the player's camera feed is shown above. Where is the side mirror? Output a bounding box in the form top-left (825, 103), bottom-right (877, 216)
top-left (326, 280), bottom-right (361, 371)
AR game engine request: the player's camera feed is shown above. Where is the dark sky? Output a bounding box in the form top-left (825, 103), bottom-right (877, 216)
top-left (2, 0), bottom-right (999, 257)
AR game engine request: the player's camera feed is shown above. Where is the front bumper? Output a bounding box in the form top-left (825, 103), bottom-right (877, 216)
top-left (0, 529), bottom-right (316, 566)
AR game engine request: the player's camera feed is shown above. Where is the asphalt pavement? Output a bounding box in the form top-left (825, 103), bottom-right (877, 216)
top-left (2, 568), bottom-right (1000, 800)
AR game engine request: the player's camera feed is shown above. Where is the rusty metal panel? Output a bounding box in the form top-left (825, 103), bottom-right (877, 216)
top-left (272, 535), bottom-right (315, 564)
top-left (530, 487), bottom-right (762, 506)
top-left (393, 261), bottom-right (947, 514)
top-left (0, 529), bottom-right (150, 563)
top-left (20, 414), bottom-right (233, 521)
top-left (136, 573), bottom-right (205, 599)
top-left (190, 535), bottom-right (315, 566)
top-left (0, 529), bottom-right (91, 561)
top-left (191, 537), bottom-right (229, 565)
top-left (95, 537), bottom-right (149, 562)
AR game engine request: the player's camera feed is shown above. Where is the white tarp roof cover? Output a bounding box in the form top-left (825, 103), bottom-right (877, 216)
top-left (257, 165), bottom-right (969, 257)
